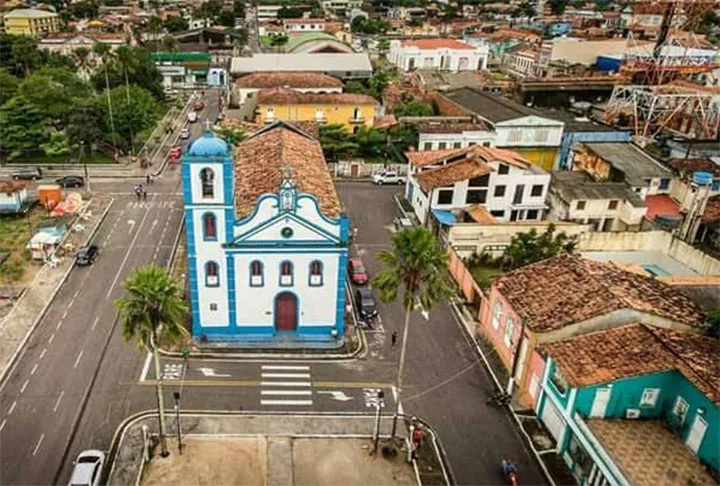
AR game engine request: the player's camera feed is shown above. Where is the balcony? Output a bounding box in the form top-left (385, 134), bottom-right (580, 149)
top-left (348, 116), bottom-right (366, 124)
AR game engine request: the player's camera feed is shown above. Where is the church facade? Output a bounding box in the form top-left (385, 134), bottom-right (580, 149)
top-left (181, 122), bottom-right (349, 345)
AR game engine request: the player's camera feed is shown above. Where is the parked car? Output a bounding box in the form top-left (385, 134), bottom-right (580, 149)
top-left (56, 176), bottom-right (84, 188)
top-left (68, 449), bottom-right (105, 486)
top-left (355, 288), bottom-right (378, 319)
top-left (373, 171), bottom-right (406, 185)
top-left (394, 217), bottom-right (413, 231)
top-left (169, 145), bottom-right (182, 160)
top-left (347, 257), bottom-right (368, 285)
top-left (179, 128), bottom-right (191, 140)
top-left (11, 168), bottom-right (43, 181)
top-left (187, 111), bottom-right (198, 123)
top-left (76, 245), bottom-right (100, 266)
top-left (193, 100), bottom-right (205, 111)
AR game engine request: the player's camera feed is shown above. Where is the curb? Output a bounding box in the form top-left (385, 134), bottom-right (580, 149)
top-left (0, 197), bottom-right (114, 388)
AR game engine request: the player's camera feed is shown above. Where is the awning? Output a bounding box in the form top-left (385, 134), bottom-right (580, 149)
top-left (432, 209), bottom-right (456, 226)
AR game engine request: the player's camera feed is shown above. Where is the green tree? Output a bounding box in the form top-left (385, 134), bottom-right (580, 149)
top-left (214, 125), bottom-right (247, 145)
top-left (373, 226), bottom-right (452, 440)
top-left (270, 34), bottom-right (289, 52)
top-left (706, 309), bottom-right (720, 338)
top-left (344, 80), bottom-right (371, 95)
top-left (162, 37), bottom-right (180, 53)
top-left (277, 6), bottom-right (304, 18)
top-left (392, 99), bottom-right (434, 117)
top-left (0, 69), bottom-right (19, 105)
top-left (218, 9), bottom-right (236, 27)
top-left (548, 0), bottom-right (567, 15)
top-left (65, 99), bottom-right (104, 150)
top-left (11, 35), bottom-right (41, 77)
top-left (40, 130), bottom-right (73, 157)
top-left (115, 265), bottom-right (189, 458)
top-left (319, 124), bottom-right (358, 162)
top-left (18, 67), bottom-right (91, 126)
top-left (377, 37), bottom-right (390, 56)
top-left (164, 15), bottom-right (189, 33)
top-left (354, 126), bottom-right (387, 159)
top-left (116, 46), bottom-right (140, 152)
top-left (368, 69), bottom-right (391, 100)
top-left (72, 46), bottom-right (94, 78)
top-left (101, 85), bottom-right (162, 150)
top-left (0, 96), bottom-right (47, 160)
top-left (93, 42), bottom-right (117, 149)
top-left (147, 16), bottom-right (164, 41)
top-left (233, 0), bottom-right (245, 17)
top-left (502, 223), bottom-right (578, 270)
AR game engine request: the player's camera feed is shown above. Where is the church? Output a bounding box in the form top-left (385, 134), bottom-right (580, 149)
top-left (181, 121), bottom-right (349, 345)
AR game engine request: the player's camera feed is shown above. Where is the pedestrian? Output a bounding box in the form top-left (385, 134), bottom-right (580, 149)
top-left (146, 174), bottom-right (151, 185)
top-left (142, 189), bottom-right (148, 201)
top-left (134, 185), bottom-right (141, 200)
top-left (391, 330), bottom-right (398, 348)
top-left (352, 227), bottom-right (358, 242)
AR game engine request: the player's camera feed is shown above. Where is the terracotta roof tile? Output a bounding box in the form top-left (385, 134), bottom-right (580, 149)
top-left (256, 87), bottom-right (376, 105)
top-left (402, 39), bottom-right (476, 50)
top-left (702, 194), bottom-right (720, 224)
top-left (235, 72), bottom-right (343, 89)
top-left (414, 158), bottom-right (491, 192)
top-left (667, 158), bottom-right (720, 178)
top-left (406, 147), bottom-right (473, 168)
top-left (494, 255), bottom-right (706, 332)
top-left (406, 145), bottom-right (532, 169)
top-left (0, 179), bottom-right (27, 193)
top-left (233, 123), bottom-right (342, 219)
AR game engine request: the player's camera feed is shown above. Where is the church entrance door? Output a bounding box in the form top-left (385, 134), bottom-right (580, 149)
top-left (274, 292), bottom-right (298, 331)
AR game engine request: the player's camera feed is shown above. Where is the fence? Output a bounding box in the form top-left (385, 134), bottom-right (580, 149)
top-left (331, 160), bottom-right (408, 179)
top-left (447, 245), bottom-right (486, 323)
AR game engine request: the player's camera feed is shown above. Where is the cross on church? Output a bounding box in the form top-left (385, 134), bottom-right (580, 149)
top-left (204, 119), bottom-right (213, 130)
top-left (281, 163), bottom-right (294, 181)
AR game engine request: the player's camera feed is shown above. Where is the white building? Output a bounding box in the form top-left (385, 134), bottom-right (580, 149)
top-left (234, 71), bottom-right (343, 104)
top-left (39, 33), bottom-right (126, 58)
top-left (388, 38), bottom-right (489, 72)
top-left (405, 146), bottom-right (551, 225)
top-left (283, 18), bottom-right (326, 33)
top-left (0, 180), bottom-right (30, 214)
top-left (506, 48), bottom-right (537, 78)
top-left (416, 120), bottom-right (495, 151)
top-left (322, 0), bottom-right (363, 15)
top-left (257, 4), bottom-right (283, 21)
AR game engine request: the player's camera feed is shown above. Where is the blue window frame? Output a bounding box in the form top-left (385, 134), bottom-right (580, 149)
top-left (202, 213), bottom-right (217, 241)
top-left (205, 261), bottom-right (220, 287)
top-left (659, 178), bottom-right (670, 190)
top-left (309, 260), bottom-right (323, 287)
top-left (249, 260), bottom-right (264, 287)
top-left (279, 260), bottom-right (293, 287)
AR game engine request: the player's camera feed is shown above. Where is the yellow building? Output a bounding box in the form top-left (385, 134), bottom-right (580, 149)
top-left (256, 88), bottom-right (376, 131)
top-left (4, 9), bottom-right (61, 36)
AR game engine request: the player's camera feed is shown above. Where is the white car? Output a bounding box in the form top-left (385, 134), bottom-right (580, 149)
top-left (69, 450), bottom-right (105, 486)
top-left (373, 171), bottom-right (406, 185)
top-left (187, 111), bottom-right (198, 123)
top-left (180, 128), bottom-right (191, 140)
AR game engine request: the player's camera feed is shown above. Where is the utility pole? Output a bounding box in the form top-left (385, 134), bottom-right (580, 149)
top-left (173, 391), bottom-right (183, 454)
top-left (79, 141), bottom-right (90, 194)
top-left (372, 390), bottom-right (385, 455)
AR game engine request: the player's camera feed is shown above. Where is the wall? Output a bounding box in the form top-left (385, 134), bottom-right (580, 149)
top-left (389, 45), bottom-right (489, 72)
top-left (258, 102), bottom-right (375, 130)
top-left (429, 92), bottom-right (473, 117)
top-left (237, 86), bottom-right (342, 104)
top-left (418, 131), bottom-right (495, 151)
top-left (0, 191), bottom-right (24, 210)
top-left (494, 117), bottom-right (565, 148)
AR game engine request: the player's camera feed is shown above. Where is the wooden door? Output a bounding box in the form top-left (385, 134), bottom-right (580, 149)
top-left (275, 292), bottom-right (298, 331)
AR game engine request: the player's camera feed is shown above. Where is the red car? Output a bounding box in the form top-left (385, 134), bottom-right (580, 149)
top-left (169, 146), bottom-right (182, 160)
top-left (348, 258), bottom-right (368, 285)
top-left (193, 100), bottom-right (205, 111)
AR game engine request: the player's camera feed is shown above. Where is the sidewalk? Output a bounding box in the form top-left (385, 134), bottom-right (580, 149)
top-left (0, 195), bottom-right (113, 382)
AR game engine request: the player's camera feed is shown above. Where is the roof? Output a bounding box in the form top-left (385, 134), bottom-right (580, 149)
top-left (416, 121), bottom-right (490, 134)
top-left (414, 158), bottom-right (491, 192)
top-left (406, 147), bottom-right (472, 168)
top-left (582, 142), bottom-right (671, 187)
top-left (493, 254), bottom-right (706, 332)
top-left (256, 87), bottom-right (376, 105)
top-left (235, 72), bottom-right (343, 89)
top-left (442, 87), bottom-right (549, 124)
top-left (284, 33), bottom-right (353, 53)
top-left (188, 131), bottom-right (229, 157)
top-left (550, 172), bottom-right (646, 207)
top-left (4, 8), bottom-right (57, 18)
top-left (406, 145), bottom-right (534, 170)
top-left (667, 158), bottom-right (720, 178)
top-left (283, 18), bottom-right (325, 23)
top-left (231, 53), bottom-right (372, 75)
top-left (533, 107), bottom-right (619, 132)
top-left (466, 204), bottom-right (496, 224)
top-left (401, 39), bottom-right (476, 50)
top-left (233, 122), bottom-right (342, 219)
top-left (541, 323), bottom-right (719, 403)
top-left (0, 180), bottom-right (28, 193)
top-left (702, 195), bottom-right (720, 224)
top-left (644, 194), bottom-right (681, 221)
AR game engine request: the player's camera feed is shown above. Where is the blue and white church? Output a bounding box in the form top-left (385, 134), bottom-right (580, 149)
top-left (181, 121), bottom-right (349, 346)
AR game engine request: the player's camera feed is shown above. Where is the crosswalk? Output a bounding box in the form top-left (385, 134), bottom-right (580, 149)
top-left (259, 365), bottom-right (313, 406)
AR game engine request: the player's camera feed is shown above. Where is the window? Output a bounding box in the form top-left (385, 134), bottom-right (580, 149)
top-left (608, 200), bottom-right (619, 210)
top-left (534, 129), bottom-right (549, 143)
top-left (353, 107), bottom-right (361, 120)
top-left (494, 185), bottom-right (506, 197)
top-left (468, 174), bottom-right (490, 187)
top-left (250, 260), bottom-right (264, 287)
top-left (437, 189), bottom-right (454, 205)
top-left (309, 260), bottom-right (323, 286)
top-left (266, 107), bottom-right (275, 119)
top-left (659, 178), bottom-right (670, 190)
top-left (466, 189), bottom-right (487, 204)
top-left (498, 164), bottom-right (509, 175)
top-left (200, 168), bottom-right (214, 198)
top-left (315, 108), bottom-right (325, 121)
top-left (508, 129), bottom-right (522, 143)
top-left (202, 213), bottom-right (217, 240)
top-left (279, 260), bottom-right (293, 286)
top-left (438, 142), bottom-right (447, 150)
top-left (490, 210), bottom-right (505, 218)
top-left (503, 315), bottom-right (514, 347)
top-left (550, 366), bottom-right (568, 395)
top-left (531, 185), bottom-right (543, 197)
top-left (673, 396), bottom-right (689, 424)
top-left (492, 301), bottom-right (503, 329)
top-left (576, 200), bottom-right (586, 211)
top-left (482, 142), bottom-right (491, 147)
top-left (640, 388), bottom-right (660, 407)
top-left (526, 209), bottom-right (539, 220)
top-left (209, 303), bottom-right (218, 311)
top-left (423, 142), bottom-right (433, 151)
top-left (205, 261), bottom-right (219, 287)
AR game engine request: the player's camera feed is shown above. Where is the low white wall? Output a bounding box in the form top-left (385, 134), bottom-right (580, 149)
top-left (330, 161), bottom-right (407, 179)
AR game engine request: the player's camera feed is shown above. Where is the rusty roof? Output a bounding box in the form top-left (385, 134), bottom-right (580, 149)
top-left (667, 158), bottom-right (720, 178)
top-left (233, 123), bottom-right (342, 219)
top-left (406, 147), bottom-right (473, 168)
top-left (493, 254), bottom-right (706, 332)
top-left (702, 195), bottom-right (720, 224)
top-left (0, 179), bottom-right (28, 193)
top-left (414, 158), bottom-right (491, 192)
top-left (465, 204), bottom-right (496, 224)
top-left (406, 145), bottom-right (532, 170)
top-left (235, 72), bottom-right (343, 89)
top-left (256, 87), bottom-right (376, 105)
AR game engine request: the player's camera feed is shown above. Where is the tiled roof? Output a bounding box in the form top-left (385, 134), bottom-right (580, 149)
top-left (402, 39), bottom-right (476, 50)
top-left (235, 72), bottom-right (343, 89)
top-left (406, 147), bottom-right (473, 168)
top-left (233, 123), bottom-right (342, 219)
top-left (542, 324), bottom-right (720, 403)
top-left (406, 145), bottom-right (532, 170)
top-left (414, 158), bottom-right (491, 192)
top-left (0, 179), bottom-right (27, 193)
top-left (256, 87), bottom-right (376, 105)
top-left (702, 195), bottom-right (720, 224)
top-left (493, 254), bottom-right (706, 332)
top-left (283, 18), bottom-right (325, 24)
top-left (666, 158), bottom-right (720, 178)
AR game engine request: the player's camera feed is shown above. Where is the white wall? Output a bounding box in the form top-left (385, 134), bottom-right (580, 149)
top-left (389, 43), bottom-right (490, 72)
top-left (192, 207), bottom-right (230, 327)
top-left (494, 117), bottom-right (564, 148)
top-left (418, 131), bottom-right (495, 151)
top-left (190, 162), bottom-right (225, 205)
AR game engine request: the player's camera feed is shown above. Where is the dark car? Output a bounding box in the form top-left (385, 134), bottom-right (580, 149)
top-left (56, 175), bottom-right (84, 188)
top-left (347, 257), bottom-right (368, 285)
top-left (76, 245), bottom-right (100, 266)
top-left (11, 168), bottom-right (43, 181)
top-left (355, 288), bottom-right (378, 319)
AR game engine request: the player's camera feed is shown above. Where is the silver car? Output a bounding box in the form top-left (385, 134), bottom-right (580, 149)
top-left (69, 450), bottom-right (105, 486)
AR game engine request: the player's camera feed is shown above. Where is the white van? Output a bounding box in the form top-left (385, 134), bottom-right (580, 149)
top-left (187, 111), bottom-right (198, 123)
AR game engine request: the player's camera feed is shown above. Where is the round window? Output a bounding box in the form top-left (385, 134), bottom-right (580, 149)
top-left (281, 227), bottom-right (294, 238)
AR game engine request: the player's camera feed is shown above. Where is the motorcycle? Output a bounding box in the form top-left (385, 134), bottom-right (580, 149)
top-left (502, 459), bottom-right (519, 486)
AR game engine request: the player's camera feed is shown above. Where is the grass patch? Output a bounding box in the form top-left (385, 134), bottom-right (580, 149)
top-left (0, 207), bottom-right (48, 284)
top-left (469, 263), bottom-right (502, 290)
top-left (8, 152), bottom-right (116, 165)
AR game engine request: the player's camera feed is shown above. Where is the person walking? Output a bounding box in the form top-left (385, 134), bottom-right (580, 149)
top-left (391, 330), bottom-right (398, 348)
top-left (142, 188), bottom-right (148, 201)
top-left (146, 174), bottom-right (151, 185)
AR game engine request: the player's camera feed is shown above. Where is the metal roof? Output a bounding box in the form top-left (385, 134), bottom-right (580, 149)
top-left (583, 142), bottom-right (671, 187)
top-left (551, 171), bottom-right (646, 207)
top-left (442, 87), bottom-right (542, 123)
top-left (231, 53), bottom-right (372, 76)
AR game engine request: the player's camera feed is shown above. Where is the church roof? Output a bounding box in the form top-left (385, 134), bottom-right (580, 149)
top-left (233, 122), bottom-right (342, 219)
top-left (188, 131), bottom-right (229, 156)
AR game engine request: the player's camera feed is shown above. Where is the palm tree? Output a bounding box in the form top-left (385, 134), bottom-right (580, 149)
top-left (373, 226), bottom-right (452, 440)
top-left (72, 46), bottom-right (93, 80)
top-left (115, 46), bottom-right (139, 153)
top-left (115, 265), bottom-right (188, 457)
top-left (377, 37), bottom-right (390, 57)
top-left (93, 42), bottom-right (118, 154)
top-left (162, 37), bottom-right (179, 54)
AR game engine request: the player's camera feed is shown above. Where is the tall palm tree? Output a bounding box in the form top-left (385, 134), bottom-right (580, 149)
top-left (373, 226), bottom-right (452, 440)
top-left (93, 42), bottom-right (118, 154)
top-left (115, 265), bottom-right (188, 457)
top-left (72, 46), bottom-right (93, 80)
top-left (115, 46), bottom-right (139, 153)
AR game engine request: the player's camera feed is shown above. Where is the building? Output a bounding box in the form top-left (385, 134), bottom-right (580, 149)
top-left (480, 254), bottom-right (706, 408)
top-left (321, 0), bottom-right (363, 16)
top-left (231, 53), bottom-right (373, 80)
top-left (0, 180), bottom-right (31, 215)
top-left (256, 4), bottom-right (283, 21)
top-left (439, 87), bottom-right (565, 171)
top-left (405, 146), bottom-right (550, 225)
top-left (536, 38), bottom-right (629, 76)
top-left (283, 18), bottom-right (326, 33)
top-left (506, 48), bottom-right (538, 78)
top-left (389, 39), bottom-right (489, 73)
top-left (548, 171), bottom-right (648, 232)
top-left (666, 158), bottom-right (720, 212)
top-left (416, 119), bottom-right (495, 151)
top-left (234, 72), bottom-right (343, 104)
top-left (3, 9), bottom-right (60, 36)
top-left (256, 88), bottom-right (376, 130)
top-left (151, 52), bottom-right (212, 89)
top-left (281, 33), bottom-right (355, 54)
top-left (181, 122), bottom-right (349, 344)
top-left (536, 324), bottom-right (718, 484)
top-left (39, 33), bottom-right (126, 59)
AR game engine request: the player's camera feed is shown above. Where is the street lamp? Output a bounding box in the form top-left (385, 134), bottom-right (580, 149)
top-left (372, 390), bottom-right (385, 455)
top-left (78, 141), bottom-right (90, 194)
top-left (173, 391), bottom-right (183, 454)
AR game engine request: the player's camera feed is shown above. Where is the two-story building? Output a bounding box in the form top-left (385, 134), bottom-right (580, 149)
top-left (283, 18), bottom-right (326, 33)
top-left (537, 324), bottom-right (718, 485)
top-left (388, 39), bottom-right (489, 72)
top-left (234, 72), bottom-right (343, 105)
top-left (416, 120), bottom-right (495, 151)
top-left (151, 51), bottom-right (211, 89)
top-left (405, 145), bottom-right (550, 225)
top-left (506, 48), bottom-right (538, 78)
top-left (3, 8), bottom-right (60, 36)
top-left (181, 121), bottom-right (349, 345)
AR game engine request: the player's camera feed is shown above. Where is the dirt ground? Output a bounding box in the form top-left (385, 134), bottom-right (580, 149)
top-left (140, 437), bottom-right (266, 486)
top-left (293, 438), bottom-right (416, 486)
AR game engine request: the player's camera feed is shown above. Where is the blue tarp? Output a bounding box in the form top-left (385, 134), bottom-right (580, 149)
top-left (432, 209), bottom-right (456, 226)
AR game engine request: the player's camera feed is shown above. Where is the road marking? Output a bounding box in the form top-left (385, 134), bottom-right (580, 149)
top-left (261, 365), bottom-right (310, 371)
top-left (48, 333), bottom-right (55, 344)
top-left (32, 434), bottom-right (44, 456)
top-left (139, 353), bottom-right (152, 381)
top-left (261, 373), bottom-right (311, 379)
top-left (260, 400), bottom-right (313, 406)
top-left (260, 381), bottom-right (312, 387)
top-left (55, 321), bottom-right (62, 331)
top-left (106, 206), bottom-right (152, 299)
top-left (61, 310), bottom-right (68, 320)
top-left (261, 390), bottom-right (312, 396)
top-left (74, 350), bottom-right (84, 368)
top-left (39, 348), bottom-right (47, 360)
top-left (30, 364), bottom-right (38, 376)
top-left (197, 368), bottom-right (230, 378)
top-left (20, 379), bottom-right (29, 394)
top-left (90, 316), bottom-right (100, 332)
top-left (0, 419), bottom-right (6, 432)
top-left (317, 390), bottom-right (353, 401)
top-left (53, 391), bottom-right (64, 412)
top-left (8, 401), bottom-right (16, 415)
top-left (68, 298), bottom-right (75, 308)
top-left (72, 290), bottom-right (80, 300)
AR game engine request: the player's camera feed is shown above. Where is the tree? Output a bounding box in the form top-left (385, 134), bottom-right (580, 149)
top-left (0, 69), bottom-right (19, 105)
top-left (354, 126), bottom-right (387, 159)
top-left (162, 36), bottom-right (179, 53)
top-left (233, 0), bottom-right (245, 18)
top-left (115, 265), bottom-right (188, 458)
top-left (72, 46), bottom-right (93, 78)
top-left (93, 42), bottom-right (117, 150)
top-left (147, 16), bottom-right (164, 41)
top-left (270, 34), bottom-right (289, 52)
top-left (101, 85), bottom-right (162, 150)
top-left (18, 67), bottom-right (91, 126)
top-left (11, 35), bottom-right (40, 77)
top-left (377, 37), bottom-right (390, 57)
top-left (319, 124), bottom-right (358, 162)
top-left (163, 15), bottom-right (189, 33)
top-left (351, 17), bottom-right (390, 34)
top-left (40, 130), bottom-right (73, 157)
top-left (548, 0), bottom-right (567, 15)
top-left (213, 125), bottom-right (247, 145)
top-left (116, 46), bottom-right (140, 152)
top-left (65, 99), bottom-right (104, 150)
top-left (368, 69), bottom-right (391, 100)
top-left (0, 96), bottom-right (47, 160)
top-left (706, 309), bottom-right (720, 338)
top-left (373, 227), bottom-right (452, 440)
top-left (502, 224), bottom-right (577, 270)
top-left (344, 80), bottom-right (371, 96)
top-left (392, 100), bottom-right (435, 117)
top-left (218, 9), bottom-right (236, 28)
top-left (277, 6), bottom-right (304, 18)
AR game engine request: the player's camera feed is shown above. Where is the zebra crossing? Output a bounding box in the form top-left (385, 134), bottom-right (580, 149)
top-left (260, 365), bottom-right (313, 406)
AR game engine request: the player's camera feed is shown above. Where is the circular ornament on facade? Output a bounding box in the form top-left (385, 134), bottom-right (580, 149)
top-left (281, 227), bottom-right (294, 238)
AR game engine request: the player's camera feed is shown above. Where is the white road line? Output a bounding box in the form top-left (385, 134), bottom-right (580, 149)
top-left (260, 381), bottom-right (312, 387)
top-left (61, 310), bottom-right (68, 320)
top-left (74, 350), bottom-right (84, 368)
top-left (39, 348), bottom-right (47, 360)
top-left (72, 290), bottom-right (80, 300)
top-left (260, 400), bottom-right (313, 406)
top-left (261, 390), bottom-right (312, 396)
top-left (8, 401), bottom-right (16, 415)
top-left (106, 201), bottom-right (153, 299)
top-left (48, 333), bottom-right (55, 344)
top-left (90, 316), bottom-right (100, 332)
top-left (55, 321), bottom-right (62, 331)
top-left (53, 391), bottom-right (64, 412)
top-left (32, 434), bottom-right (44, 456)
top-left (139, 353), bottom-right (153, 382)
top-left (68, 298), bottom-right (75, 308)
top-left (0, 418), bottom-right (6, 432)
top-left (20, 379), bottom-right (29, 394)
top-left (261, 373), bottom-right (311, 379)
top-left (30, 364), bottom-right (38, 376)
top-left (261, 365), bottom-right (310, 371)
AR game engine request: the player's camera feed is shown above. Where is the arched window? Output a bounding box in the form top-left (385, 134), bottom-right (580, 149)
top-left (250, 260), bottom-right (264, 287)
top-left (202, 213), bottom-right (217, 240)
top-left (279, 260), bottom-right (293, 286)
top-left (309, 260), bottom-right (323, 287)
top-left (200, 168), bottom-right (214, 198)
top-left (205, 261), bottom-right (219, 287)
